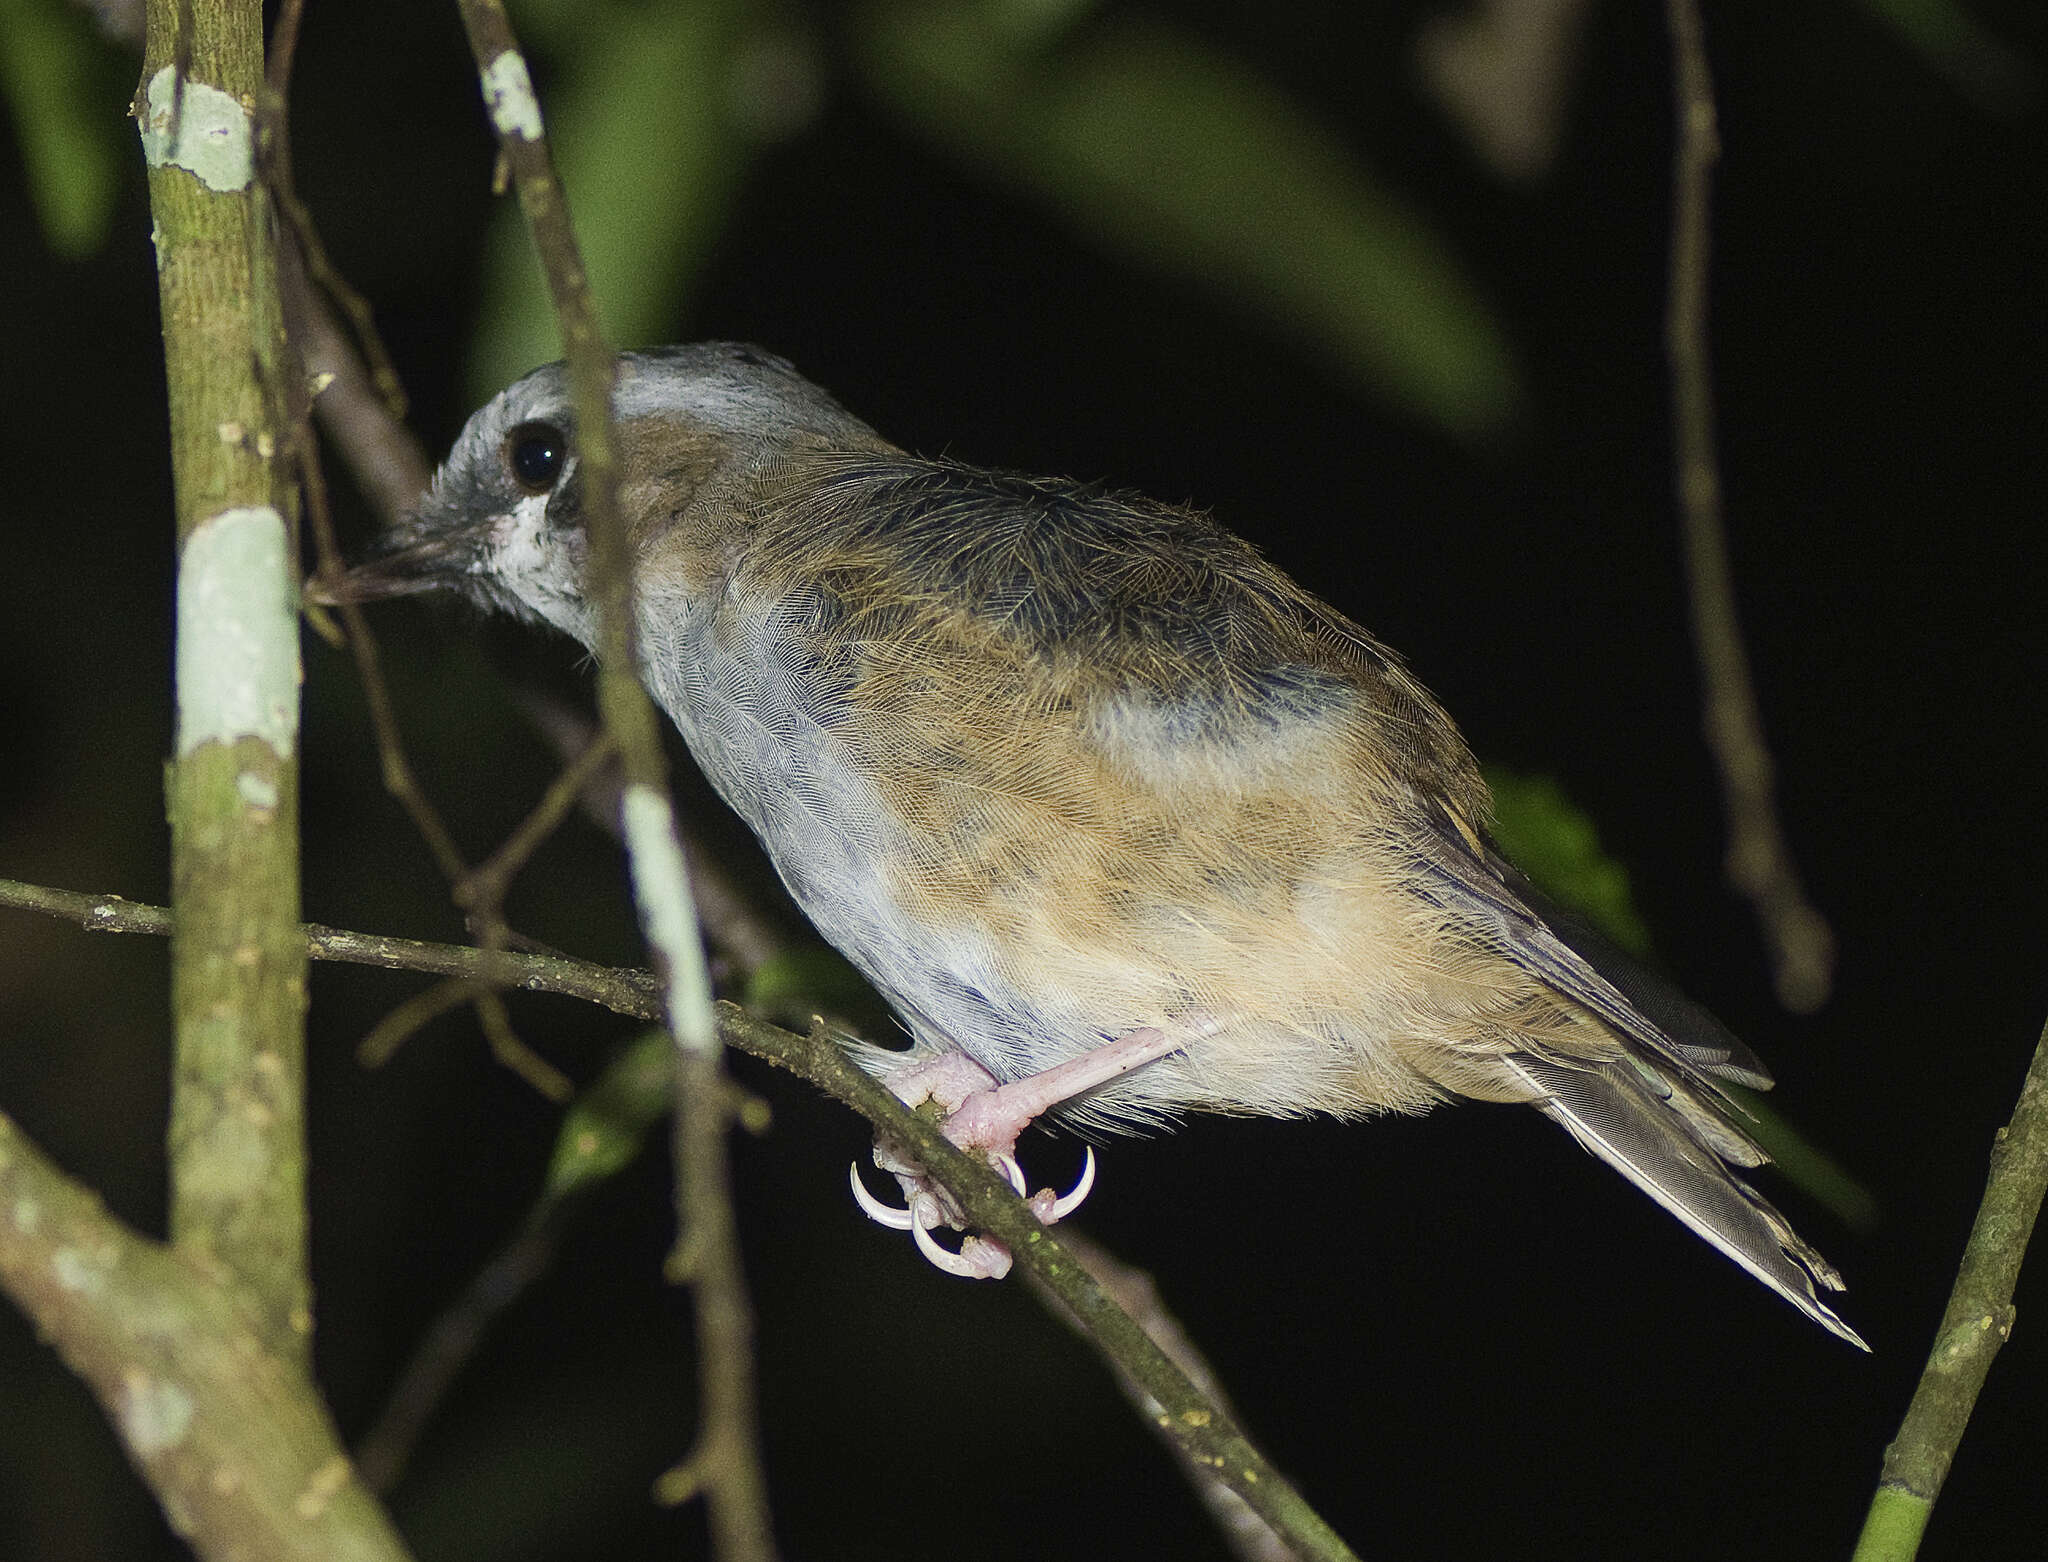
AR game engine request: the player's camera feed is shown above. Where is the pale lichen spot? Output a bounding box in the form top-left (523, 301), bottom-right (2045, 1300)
top-left (176, 507), bottom-right (298, 759)
top-left (622, 784), bottom-right (715, 1053)
top-left (52, 1247), bottom-right (106, 1294)
top-left (121, 1370), bottom-right (196, 1456)
top-left (480, 51), bottom-right (545, 142)
top-left (293, 1456), bottom-right (351, 1519)
top-left (138, 67), bottom-right (253, 192)
top-left (12, 1197), bottom-right (38, 1234)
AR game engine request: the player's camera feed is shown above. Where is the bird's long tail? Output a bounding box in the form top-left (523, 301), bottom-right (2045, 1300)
top-left (1504, 1052), bottom-right (1867, 1349)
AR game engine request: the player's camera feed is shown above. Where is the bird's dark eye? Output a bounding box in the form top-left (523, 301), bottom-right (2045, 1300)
top-left (504, 422), bottom-right (567, 493)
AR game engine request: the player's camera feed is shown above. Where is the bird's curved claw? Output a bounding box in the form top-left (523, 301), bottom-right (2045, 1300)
top-left (1051, 1143), bottom-right (1096, 1220)
top-left (849, 1160), bottom-right (916, 1230)
top-left (910, 1199), bottom-right (1013, 1280)
top-left (849, 1143), bottom-right (1099, 1277)
top-left (993, 1152), bottom-right (1029, 1196)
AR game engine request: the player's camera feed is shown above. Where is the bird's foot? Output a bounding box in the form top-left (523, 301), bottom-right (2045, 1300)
top-left (848, 1139), bottom-right (1096, 1278)
top-left (847, 1029), bottom-right (1182, 1277)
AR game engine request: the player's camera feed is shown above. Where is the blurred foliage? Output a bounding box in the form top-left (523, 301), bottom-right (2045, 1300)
top-left (742, 944), bottom-right (871, 1028)
top-left (853, 0), bottom-right (1520, 442)
top-left (0, 0), bottom-right (126, 257)
top-left (1853, 0), bottom-right (2039, 114)
top-left (543, 1027), bottom-right (674, 1201)
top-left (1484, 765), bottom-right (1876, 1229)
top-left (1483, 766), bottom-right (1652, 955)
top-left (468, 0), bottom-right (825, 397)
top-left (467, 0), bottom-right (1519, 438)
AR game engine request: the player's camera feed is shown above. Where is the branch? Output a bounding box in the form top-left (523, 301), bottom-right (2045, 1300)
top-left (0, 1111), bottom-right (412, 1562)
top-left (445, 7), bottom-right (769, 1556)
top-left (0, 878), bottom-right (664, 1021)
top-left (1851, 1013), bottom-right (2048, 1561)
top-left (2, 875), bottom-right (1361, 1561)
top-left (1031, 1231), bottom-right (1297, 1562)
top-left (719, 1009), bottom-right (1364, 1562)
top-left (1662, 0), bottom-right (1834, 1012)
top-left (138, 0), bottom-right (311, 1365)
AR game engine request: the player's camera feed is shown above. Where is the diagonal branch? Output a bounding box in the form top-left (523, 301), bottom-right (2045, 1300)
top-left (1, 873), bottom-right (1361, 1562)
top-left (444, 6), bottom-right (768, 1556)
top-left (1851, 1012), bottom-right (2048, 1561)
top-left (0, 1112), bottom-right (413, 1562)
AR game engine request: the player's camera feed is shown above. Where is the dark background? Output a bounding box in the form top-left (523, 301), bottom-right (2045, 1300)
top-left (3, 1), bottom-right (2045, 1559)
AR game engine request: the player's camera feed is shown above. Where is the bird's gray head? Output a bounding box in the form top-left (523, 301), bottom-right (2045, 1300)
top-left (316, 342), bottom-right (877, 640)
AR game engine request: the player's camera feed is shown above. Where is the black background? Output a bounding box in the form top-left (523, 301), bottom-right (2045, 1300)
top-left (3, 2), bottom-right (2045, 1559)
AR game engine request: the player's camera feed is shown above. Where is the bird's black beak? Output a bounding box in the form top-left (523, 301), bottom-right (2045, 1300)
top-left (304, 518), bottom-right (484, 606)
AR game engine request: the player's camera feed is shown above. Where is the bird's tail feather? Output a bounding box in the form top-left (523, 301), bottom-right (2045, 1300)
top-left (1505, 1054), bottom-right (1869, 1350)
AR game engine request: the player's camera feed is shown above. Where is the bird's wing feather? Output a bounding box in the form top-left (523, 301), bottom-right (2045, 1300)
top-left (1410, 810), bottom-right (1772, 1097)
top-left (1410, 810), bottom-right (1864, 1346)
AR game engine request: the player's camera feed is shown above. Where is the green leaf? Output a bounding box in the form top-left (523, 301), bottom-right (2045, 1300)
top-left (540, 1029), bottom-right (671, 1201)
top-left (0, 0), bottom-right (124, 258)
top-left (854, 0), bottom-right (1519, 441)
top-left (743, 946), bottom-right (873, 1025)
top-left (1483, 767), bottom-right (1652, 955)
top-left (1854, 0), bottom-right (2039, 117)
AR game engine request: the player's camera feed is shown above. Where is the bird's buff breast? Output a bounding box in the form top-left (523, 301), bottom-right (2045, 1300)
top-left (638, 578), bottom-right (1458, 1127)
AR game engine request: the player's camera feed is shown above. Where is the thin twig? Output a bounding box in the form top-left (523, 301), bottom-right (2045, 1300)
top-left (1, 873), bottom-right (1362, 1562)
top-left (0, 877), bottom-right (664, 1019)
top-left (1851, 1013), bottom-right (2048, 1561)
top-left (1033, 1231), bottom-right (1298, 1562)
top-left (357, 977), bottom-right (482, 1067)
top-left (437, 11), bottom-right (770, 1553)
top-left (282, 234), bottom-right (433, 529)
top-left (517, 689), bottom-right (793, 973)
top-left (1663, 0), bottom-right (1834, 1012)
top-left (354, 1207), bottom-right (565, 1493)
top-left (262, 1), bottom-right (566, 1102)
top-left (456, 728), bottom-right (619, 914)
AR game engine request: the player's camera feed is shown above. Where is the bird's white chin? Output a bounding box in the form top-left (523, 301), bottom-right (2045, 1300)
top-left (484, 495), bottom-right (593, 644)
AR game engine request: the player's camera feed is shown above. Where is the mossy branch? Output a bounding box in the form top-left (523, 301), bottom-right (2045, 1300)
top-left (139, 0), bottom-right (312, 1374)
top-left (0, 1112), bottom-right (412, 1562)
top-left (2, 875), bottom-right (1362, 1562)
top-left (1851, 1012), bottom-right (2048, 1561)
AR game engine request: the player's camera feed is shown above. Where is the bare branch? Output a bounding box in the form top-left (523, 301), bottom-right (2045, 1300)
top-left (445, 6), bottom-right (769, 1555)
top-left (1663, 0), bottom-right (1834, 1012)
top-left (0, 1112), bottom-right (413, 1562)
top-left (2, 874), bottom-right (1361, 1561)
top-left (142, 0), bottom-right (311, 1365)
top-left (0, 877), bottom-right (664, 1020)
top-left (1852, 1012), bottom-right (2048, 1561)
top-left (1033, 1231), bottom-right (1298, 1562)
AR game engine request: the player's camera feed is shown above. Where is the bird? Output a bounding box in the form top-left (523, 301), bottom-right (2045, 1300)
top-left (320, 340), bottom-right (1864, 1346)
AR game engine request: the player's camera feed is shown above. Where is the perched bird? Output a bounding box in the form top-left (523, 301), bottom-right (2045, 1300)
top-left (324, 342), bottom-right (1862, 1346)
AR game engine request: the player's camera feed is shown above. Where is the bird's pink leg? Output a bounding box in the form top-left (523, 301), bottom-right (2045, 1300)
top-left (932, 1027), bottom-right (1184, 1161)
top-left (852, 1027), bottom-right (1184, 1277)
